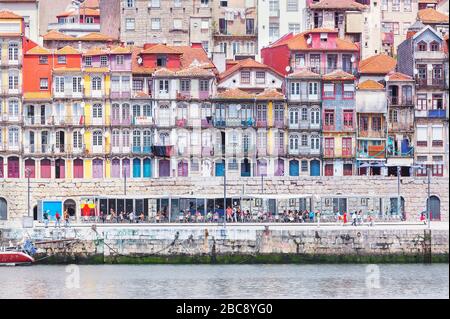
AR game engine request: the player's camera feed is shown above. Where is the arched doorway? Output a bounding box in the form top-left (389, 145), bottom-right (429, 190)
top-left (310, 160), bottom-right (320, 176)
top-left (64, 199), bottom-right (76, 218)
top-left (0, 197), bottom-right (7, 220)
top-left (427, 196), bottom-right (441, 221)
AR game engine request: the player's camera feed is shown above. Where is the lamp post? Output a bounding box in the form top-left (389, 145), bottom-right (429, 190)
top-left (223, 157), bottom-right (226, 228)
top-left (123, 165), bottom-right (127, 196)
top-left (25, 168), bottom-right (31, 217)
top-left (427, 165), bottom-right (431, 229)
top-left (397, 166), bottom-right (401, 219)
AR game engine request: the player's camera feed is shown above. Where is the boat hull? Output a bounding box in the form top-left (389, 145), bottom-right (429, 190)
top-left (0, 251), bottom-right (35, 265)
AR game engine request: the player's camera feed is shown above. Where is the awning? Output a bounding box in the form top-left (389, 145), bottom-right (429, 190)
top-left (386, 158), bottom-right (414, 167)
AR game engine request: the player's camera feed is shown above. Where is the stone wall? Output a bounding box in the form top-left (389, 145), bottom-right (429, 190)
top-left (0, 176), bottom-right (448, 222)
top-left (0, 225), bottom-right (448, 264)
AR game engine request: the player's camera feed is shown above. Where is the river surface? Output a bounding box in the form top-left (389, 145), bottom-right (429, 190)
top-left (0, 264), bottom-right (448, 299)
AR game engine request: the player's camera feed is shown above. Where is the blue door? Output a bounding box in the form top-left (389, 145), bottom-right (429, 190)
top-left (143, 158), bottom-right (152, 178)
top-left (215, 161), bottom-right (225, 176)
top-left (133, 159), bottom-right (141, 178)
top-left (289, 160), bottom-right (299, 176)
top-left (310, 160), bottom-right (320, 176)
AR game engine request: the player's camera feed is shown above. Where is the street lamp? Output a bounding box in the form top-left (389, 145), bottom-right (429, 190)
top-left (411, 164), bottom-right (431, 229)
top-left (25, 168), bottom-right (31, 217)
top-left (123, 165), bottom-right (127, 196)
top-left (223, 157), bottom-right (226, 227)
top-left (397, 166), bottom-right (401, 220)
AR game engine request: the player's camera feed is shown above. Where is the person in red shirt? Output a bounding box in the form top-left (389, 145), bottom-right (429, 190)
top-left (226, 206), bottom-right (233, 222)
top-left (343, 212), bottom-right (348, 225)
top-left (55, 212), bottom-right (61, 228)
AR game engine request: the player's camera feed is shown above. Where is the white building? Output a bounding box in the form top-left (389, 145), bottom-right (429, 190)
top-left (0, 0), bottom-right (40, 44)
top-left (257, 0), bottom-right (307, 61)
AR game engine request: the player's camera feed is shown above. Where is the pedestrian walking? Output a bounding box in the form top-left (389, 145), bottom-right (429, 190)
top-left (351, 212), bottom-right (357, 226)
top-left (43, 210), bottom-right (49, 228)
top-left (316, 210), bottom-right (321, 228)
top-left (343, 211), bottom-right (348, 225)
top-left (54, 211), bottom-right (61, 228)
top-left (129, 211), bottom-right (135, 223)
top-left (63, 209), bottom-right (70, 228)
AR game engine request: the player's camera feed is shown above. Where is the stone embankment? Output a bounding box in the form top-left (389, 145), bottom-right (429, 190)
top-left (0, 224), bottom-right (448, 264)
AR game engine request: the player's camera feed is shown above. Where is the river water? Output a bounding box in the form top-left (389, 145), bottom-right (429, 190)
top-left (0, 264), bottom-right (447, 299)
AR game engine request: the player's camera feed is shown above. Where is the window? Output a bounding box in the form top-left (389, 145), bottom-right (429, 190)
top-left (116, 55), bottom-right (124, 65)
top-left (417, 41), bottom-right (427, 51)
top-left (301, 134), bottom-right (308, 147)
top-left (327, 54), bottom-right (338, 72)
top-left (85, 56), bottom-right (92, 66)
top-left (173, 0), bottom-right (182, 7)
top-left (372, 116), bottom-right (382, 131)
top-left (241, 71), bottom-right (251, 84)
top-left (324, 110), bottom-right (334, 127)
top-left (112, 130), bottom-right (120, 147)
top-left (39, 55), bottom-right (48, 64)
top-left (289, 108), bottom-right (299, 125)
top-left (180, 79), bottom-right (191, 92)
top-left (287, 0), bottom-right (298, 11)
top-left (430, 42), bottom-right (440, 51)
top-left (132, 79), bottom-right (143, 92)
top-left (220, 0), bottom-right (228, 6)
top-left (125, 18), bottom-right (135, 31)
top-left (86, 17), bottom-right (94, 24)
top-left (143, 130), bottom-right (152, 148)
top-left (8, 100), bottom-right (19, 117)
top-left (301, 108), bottom-right (308, 121)
top-left (73, 131), bottom-right (82, 149)
top-left (359, 115), bottom-right (368, 131)
top-left (40, 78), bottom-right (48, 90)
top-left (311, 108), bottom-right (320, 125)
top-left (100, 56), bottom-right (108, 66)
top-left (269, 23), bottom-right (279, 40)
top-left (151, 0), bottom-right (160, 7)
top-left (432, 126), bottom-right (443, 145)
top-left (173, 19), bottom-right (182, 29)
top-left (301, 160), bottom-right (308, 172)
top-left (133, 130), bottom-right (141, 148)
top-left (343, 110), bottom-right (353, 128)
top-left (72, 77), bottom-right (82, 93)
top-left (392, 0), bottom-right (400, 11)
top-left (256, 71), bottom-right (265, 84)
top-left (416, 126), bottom-right (427, 146)
top-left (308, 82), bottom-right (318, 96)
top-left (123, 130), bottom-right (130, 147)
top-left (323, 83), bottom-right (334, 98)
top-left (402, 85), bottom-right (413, 104)
top-left (92, 77), bottom-right (102, 91)
top-left (57, 55), bottom-right (66, 64)
top-left (311, 135), bottom-right (320, 150)
top-left (288, 23), bottom-right (301, 34)
top-left (8, 42), bottom-right (18, 61)
top-left (93, 104), bottom-right (103, 118)
top-left (246, 19), bottom-right (254, 35)
top-left (324, 138), bottom-right (334, 156)
top-left (274, 104), bottom-right (284, 122)
top-left (202, 41), bottom-right (209, 53)
top-left (403, 23), bottom-right (410, 35)
top-left (157, 55), bottom-right (167, 67)
top-left (342, 137), bottom-right (352, 156)
top-left (389, 109), bottom-right (398, 123)
top-left (200, 80), bottom-right (209, 92)
top-left (343, 83), bottom-right (355, 99)
top-left (294, 54), bottom-right (305, 68)
top-left (219, 18), bottom-right (227, 34)
top-left (8, 127), bottom-right (19, 146)
top-left (93, 131), bottom-right (102, 146)
top-left (8, 72), bottom-right (19, 90)
top-left (432, 94), bottom-right (443, 110)
top-left (404, 0), bottom-right (411, 11)
top-left (151, 18), bottom-right (161, 30)
top-left (126, 0), bottom-right (134, 8)
top-left (132, 104), bottom-right (141, 117)
top-left (289, 135), bottom-right (299, 150)
top-left (393, 22), bottom-right (399, 35)
top-left (55, 77), bottom-right (65, 93)
top-left (417, 94), bottom-right (427, 110)
top-left (290, 82), bottom-right (300, 95)
top-left (159, 80), bottom-right (169, 93)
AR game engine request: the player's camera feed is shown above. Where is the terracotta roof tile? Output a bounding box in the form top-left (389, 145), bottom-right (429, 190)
top-left (0, 10), bottom-right (22, 19)
top-left (57, 8), bottom-right (100, 17)
top-left (131, 47), bottom-right (155, 74)
top-left (175, 66), bottom-right (214, 77)
top-left (359, 54), bottom-right (397, 74)
top-left (43, 30), bottom-right (76, 41)
top-left (80, 0), bottom-right (99, 8)
top-left (84, 47), bottom-right (108, 56)
top-left (386, 72), bottom-right (414, 82)
top-left (216, 88), bottom-right (255, 100)
top-left (287, 69), bottom-right (321, 79)
top-left (357, 80), bottom-right (384, 90)
top-left (26, 46), bottom-right (52, 55)
top-left (309, 0), bottom-right (367, 10)
top-left (56, 46), bottom-right (80, 55)
top-left (219, 58), bottom-right (284, 81)
top-left (78, 32), bottom-right (116, 41)
top-left (270, 30), bottom-right (358, 51)
top-left (322, 69), bottom-right (355, 80)
top-left (141, 44), bottom-right (182, 55)
top-left (418, 8), bottom-right (449, 24)
top-left (153, 68), bottom-right (176, 76)
top-left (255, 88), bottom-right (285, 100)
top-left (110, 46), bottom-right (132, 54)
top-left (176, 46), bottom-right (215, 69)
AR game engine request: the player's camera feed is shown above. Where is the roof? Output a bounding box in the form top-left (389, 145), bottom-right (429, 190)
top-left (84, 47), bottom-right (108, 56)
top-left (269, 30), bottom-right (358, 51)
top-left (80, 0), bottom-right (99, 8)
top-left (256, 89), bottom-right (285, 100)
top-left (43, 30), bottom-right (76, 41)
top-left (56, 46), bottom-right (80, 55)
top-left (309, 0), bottom-right (367, 11)
top-left (141, 44), bottom-right (182, 55)
top-left (78, 32), bottom-right (116, 41)
top-left (418, 8), bottom-right (449, 24)
top-left (357, 80), bottom-right (384, 90)
top-left (219, 58), bottom-right (284, 81)
top-left (287, 69), bottom-right (321, 79)
top-left (43, 30), bottom-right (117, 42)
top-left (176, 46), bottom-right (215, 69)
top-left (110, 46), bottom-right (132, 54)
top-left (216, 88), bottom-right (255, 100)
top-left (57, 8), bottom-right (100, 17)
top-left (152, 68), bottom-right (176, 77)
top-left (0, 10), bottom-right (23, 19)
top-left (386, 72), bottom-right (414, 82)
top-left (359, 54), bottom-right (397, 74)
top-left (175, 65), bottom-right (215, 77)
top-left (131, 47), bottom-right (155, 74)
top-left (26, 46), bottom-right (52, 55)
top-left (322, 69), bottom-right (355, 80)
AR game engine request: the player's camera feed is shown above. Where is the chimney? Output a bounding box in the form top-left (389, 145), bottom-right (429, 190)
top-left (406, 31), bottom-right (417, 40)
top-left (225, 60), bottom-right (239, 71)
top-left (143, 43), bottom-right (158, 50)
top-left (191, 42), bottom-right (203, 49)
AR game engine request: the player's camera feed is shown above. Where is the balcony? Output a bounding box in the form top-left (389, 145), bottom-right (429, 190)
top-left (324, 149), bottom-right (335, 158)
top-left (367, 145), bottom-right (385, 159)
top-left (414, 50), bottom-right (445, 61)
top-left (132, 116), bottom-right (154, 126)
top-left (132, 146), bottom-right (152, 154)
top-left (201, 118), bottom-right (213, 128)
top-left (1, 114), bottom-right (21, 123)
top-left (213, 119), bottom-right (226, 127)
top-left (388, 122), bottom-right (414, 132)
top-left (175, 118), bottom-right (187, 128)
top-left (48, 22), bottom-right (100, 33)
top-left (416, 141), bottom-right (428, 147)
top-left (273, 120), bottom-right (285, 129)
top-left (199, 91), bottom-right (209, 100)
top-left (255, 120), bottom-right (267, 128)
top-left (322, 124), bottom-right (335, 132)
top-left (432, 140), bottom-right (444, 148)
top-left (201, 146), bottom-right (212, 157)
top-left (177, 91), bottom-right (191, 100)
top-left (110, 91), bottom-right (131, 99)
top-left (428, 109), bottom-right (446, 118)
top-left (226, 118), bottom-right (242, 127)
top-left (358, 130), bottom-right (386, 139)
top-left (269, 9), bottom-right (280, 17)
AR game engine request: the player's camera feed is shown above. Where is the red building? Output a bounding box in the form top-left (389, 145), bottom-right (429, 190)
top-left (261, 28), bottom-right (360, 76)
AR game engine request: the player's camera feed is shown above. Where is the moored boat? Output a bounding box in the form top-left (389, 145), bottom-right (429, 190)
top-left (0, 250), bottom-right (35, 266)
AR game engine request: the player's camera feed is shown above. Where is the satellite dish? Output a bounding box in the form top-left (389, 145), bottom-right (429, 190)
top-left (413, 68), bottom-right (418, 75)
top-left (80, 128), bottom-right (85, 135)
top-left (81, 102), bottom-right (85, 108)
top-left (285, 66), bottom-right (291, 73)
top-left (236, 104), bottom-right (242, 111)
top-left (104, 131), bottom-right (110, 138)
top-left (384, 75), bottom-right (389, 82)
top-left (350, 55), bottom-right (356, 63)
top-left (306, 36), bottom-right (312, 45)
top-left (137, 57), bottom-right (143, 65)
